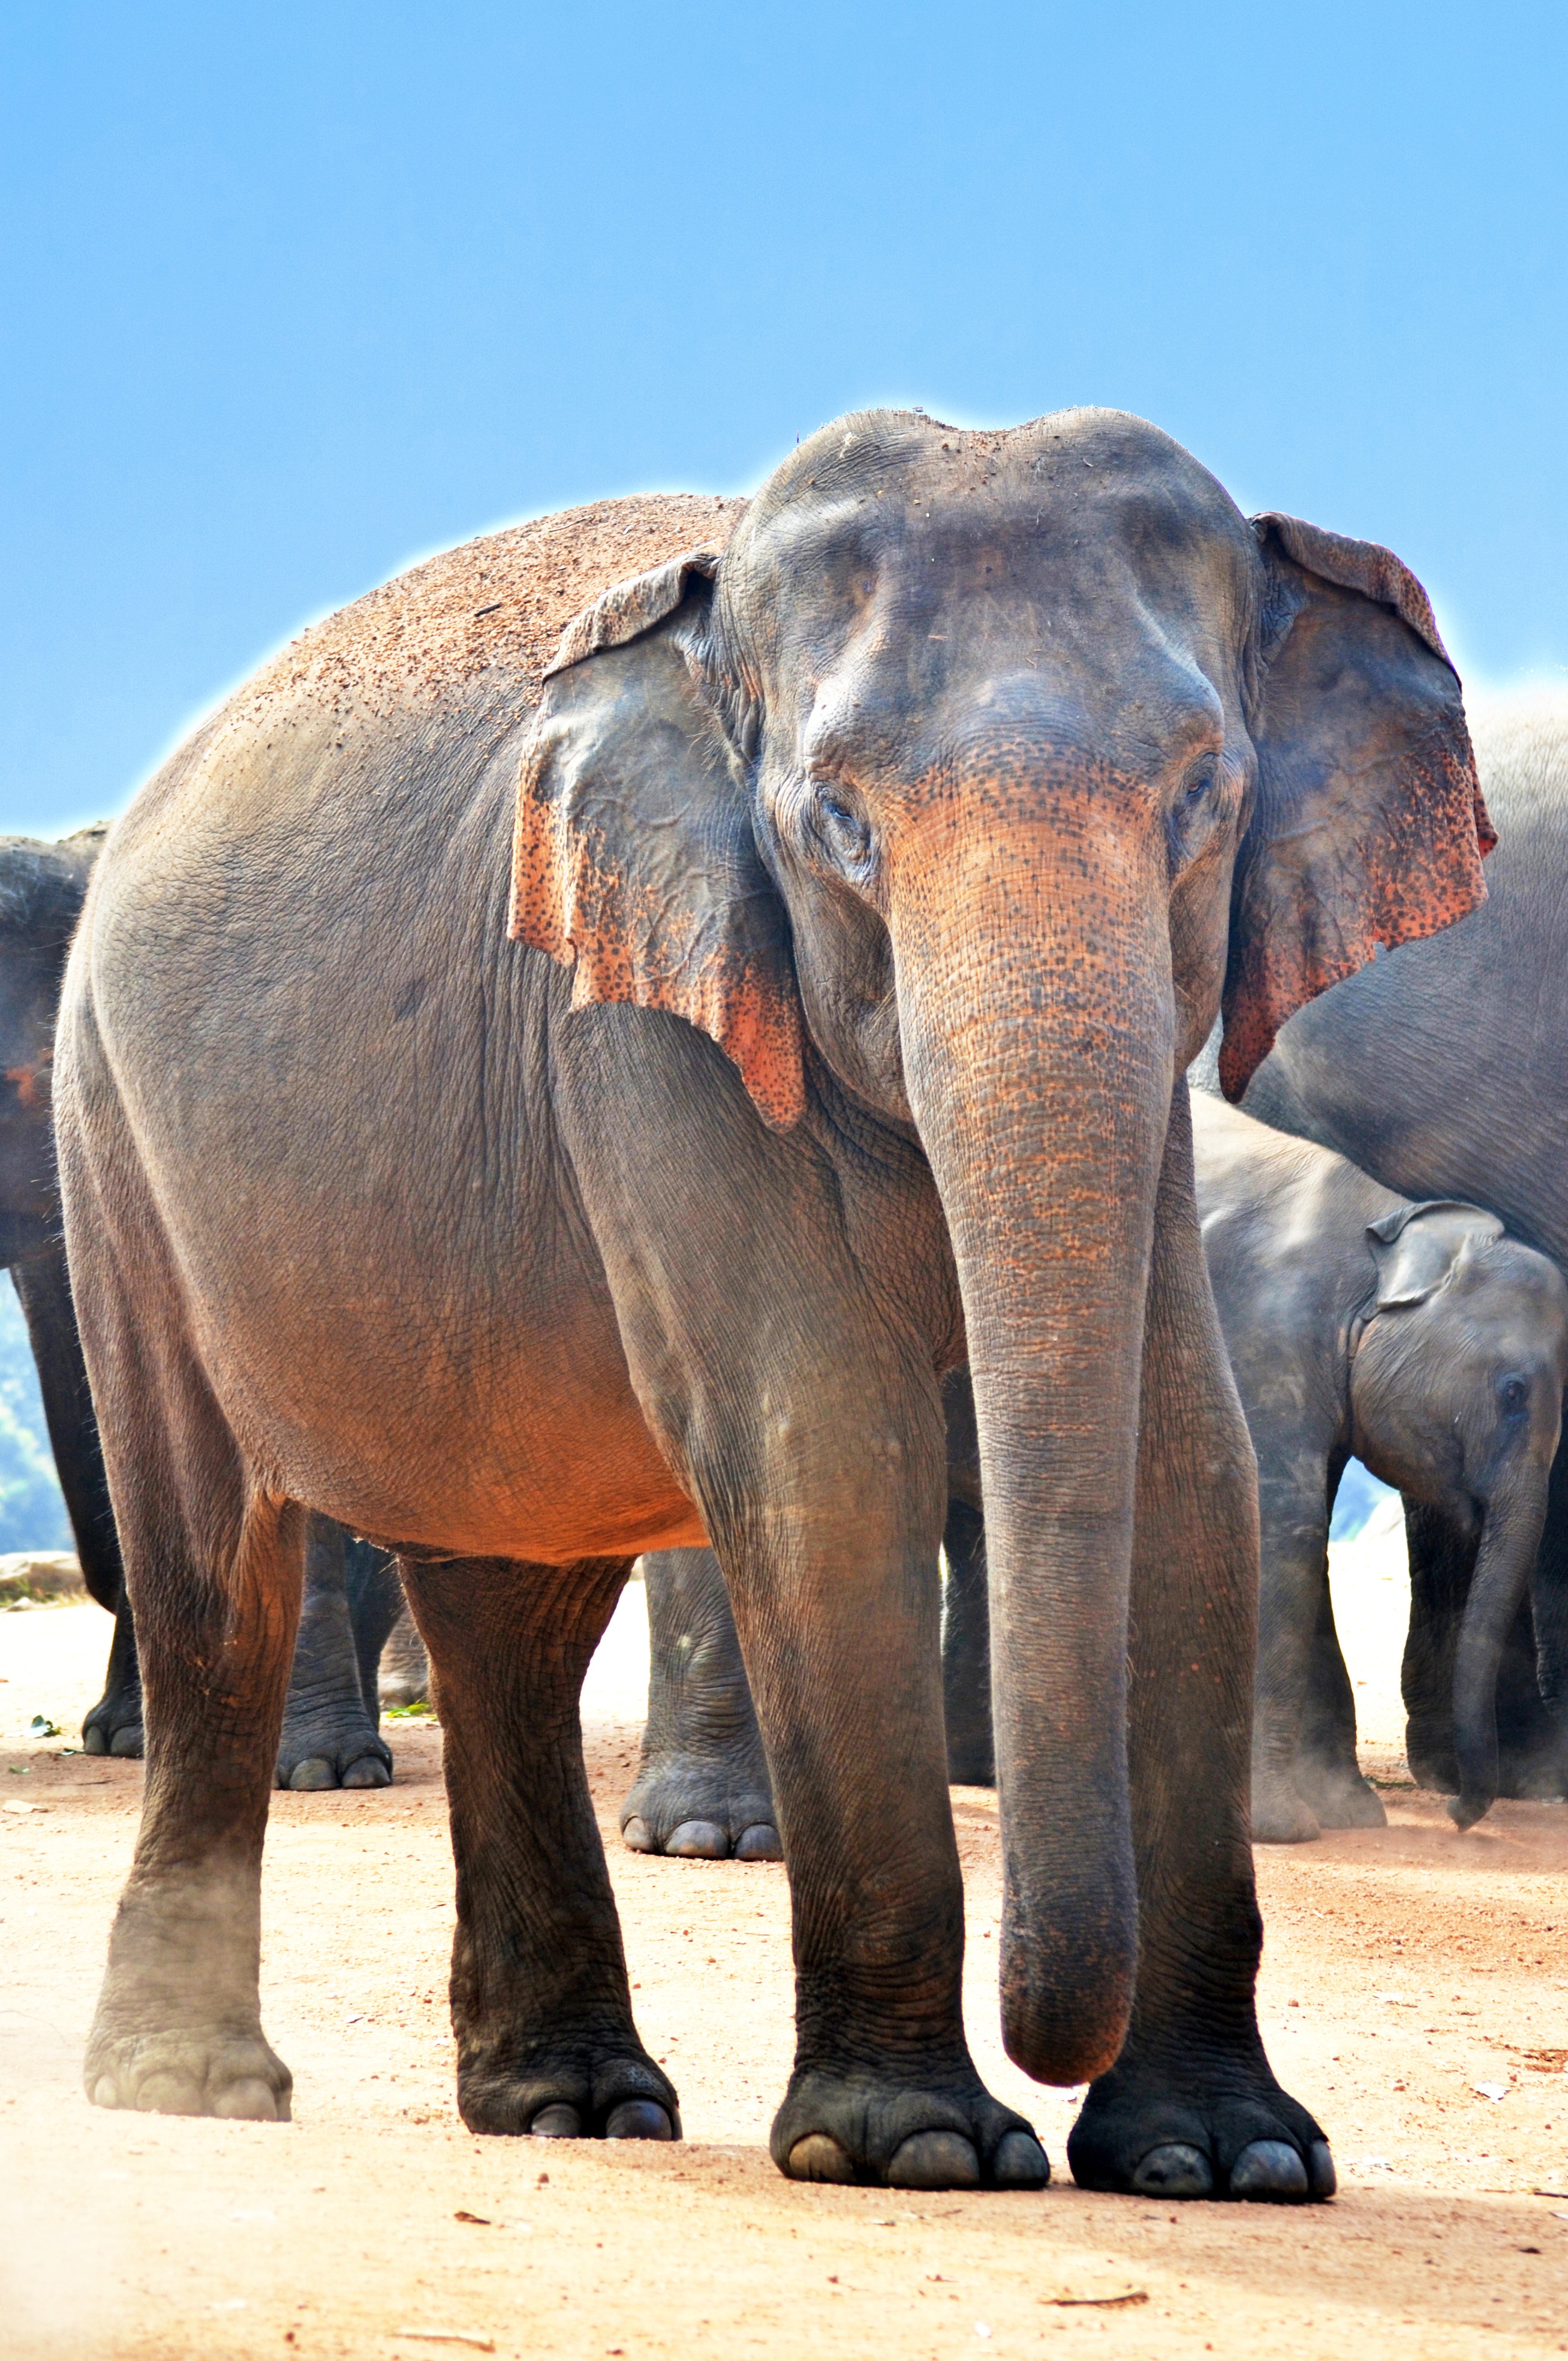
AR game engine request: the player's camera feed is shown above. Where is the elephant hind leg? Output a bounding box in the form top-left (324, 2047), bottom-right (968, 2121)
top-left (64, 1078), bottom-right (303, 2123)
top-left (399, 1553), bottom-right (680, 2141)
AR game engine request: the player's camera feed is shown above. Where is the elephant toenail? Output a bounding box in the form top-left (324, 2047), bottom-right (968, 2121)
top-left (288, 1758), bottom-right (336, 1792)
top-left (1131, 2142), bottom-right (1213, 2199)
top-left (1228, 2140), bottom-right (1309, 2200)
top-left (888, 2131), bottom-right (981, 2191)
top-left (604, 2100), bottom-right (675, 2140)
top-left (992, 2130), bottom-right (1050, 2189)
top-left (735, 1822), bottom-right (784, 1862)
top-left (135, 2075), bottom-right (205, 2117)
top-left (667, 1820), bottom-right (729, 1858)
top-left (342, 1755), bottom-right (392, 1789)
top-left (530, 2103), bottom-right (582, 2137)
top-left (90, 2074), bottom-right (121, 2109)
top-left (787, 2133), bottom-right (856, 2183)
top-left (1307, 2141), bottom-right (1337, 2198)
top-left (109, 1727), bottom-right (143, 1758)
top-left (82, 1727), bottom-right (108, 1756)
top-left (622, 1816), bottom-right (657, 1853)
top-left (213, 2078), bottom-right (281, 2122)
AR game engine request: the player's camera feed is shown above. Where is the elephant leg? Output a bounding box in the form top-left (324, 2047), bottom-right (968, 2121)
top-left (82, 1584), bottom-right (145, 1758)
top-left (1495, 1593), bottom-right (1567, 1799)
top-left (1248, 1466), bottom-right (1335, 1844)
top-left (941, 1499), bottom-right (994, 1786)
top-left (1068, 1085), bottom-right (1334, 2203)
top-left (344, 1537), bottom-right (408, 1715)
top-left (1296, 1571), bottom-right (1386, 1829)
top-left (85, 1436), bottom-right (303, 2119)
top-left (621, 1548), bottom-right (780, 1861)
top-left (275, 1517), bottom-right (393, 1791)
top-left (398, 1553), bottom-right (678, 2142)
top-left (1402, 1502), bottom-right (1471, 1793)
top-left (679, 1366), bottom-right (1045, 2192)
top-left (11, 1244), bottom-right (125, 1613)
top-left (376, 1599), bottom-right (431, 1708)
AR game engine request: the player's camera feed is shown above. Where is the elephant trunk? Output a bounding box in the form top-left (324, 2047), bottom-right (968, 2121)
top-left (1449, 1466), bottom-right (1551, 1829)
top-left (891, 800), bottom-right (1173, 2083)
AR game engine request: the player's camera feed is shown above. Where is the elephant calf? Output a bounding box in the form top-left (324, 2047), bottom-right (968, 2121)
top-left (1193, 1094), bottom-right (1568, 1840)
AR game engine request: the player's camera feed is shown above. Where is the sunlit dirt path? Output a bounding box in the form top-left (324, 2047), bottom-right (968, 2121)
top-left (4, 1524), bottom-right (1567, 2359)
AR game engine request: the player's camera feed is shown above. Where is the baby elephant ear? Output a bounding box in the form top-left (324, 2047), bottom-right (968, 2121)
top-left (1366, 1200), bottom-right (1503, 1310)
top-left (510, 550), bottom-right (805, 1129)
top-left (1218, 515), bottom-right (1495, 1102)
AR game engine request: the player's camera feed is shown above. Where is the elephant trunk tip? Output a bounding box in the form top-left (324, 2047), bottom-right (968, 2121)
top-left (1000, 1941), bottom-right (1134, 2088)
top-left (1447, 1789), bottom-right (1494, 1832)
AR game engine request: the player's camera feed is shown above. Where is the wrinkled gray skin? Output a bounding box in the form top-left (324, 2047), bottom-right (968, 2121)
top-left (0, 829), bottom-right (397, 1788)
top-left (1242, 694), bottom-right (1568, 1803)
top-left (56, 407), bottom-right (1484, 2197)
top-left (1193, 1094), bottom-right (1568, 1841)
top-left (626, 1371), bottom-right (989, 1860)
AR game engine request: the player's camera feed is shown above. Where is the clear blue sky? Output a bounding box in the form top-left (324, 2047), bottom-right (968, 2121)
top-left (4, 1), bottom-right (1565, 838)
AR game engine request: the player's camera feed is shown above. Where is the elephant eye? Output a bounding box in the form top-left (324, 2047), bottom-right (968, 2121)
top-left (1500, 1375), bottom-right (1528, 1414)
top-left (812, 784), bottom-right (873, 870)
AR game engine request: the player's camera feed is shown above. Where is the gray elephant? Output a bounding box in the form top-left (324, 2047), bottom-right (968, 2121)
top-left (1193, 1094), bottom-right (1568, 1840)
top-left (0, 828), bottom-right (399, 1785)
top-left (57, 412), bottom-right (1489, 2201)
top-left (1242, 693), bottom-right (1568, 1799)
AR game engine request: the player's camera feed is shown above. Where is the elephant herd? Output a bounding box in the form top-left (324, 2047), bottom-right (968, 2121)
top-left (5, 407), bottom-right (1566, 2209)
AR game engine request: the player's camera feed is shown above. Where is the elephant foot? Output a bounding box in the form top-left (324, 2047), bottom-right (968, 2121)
top-left (1295, 1764), bottom-right (1388, 1830)
top-left (1067, 2055), bottom-right (1333, 2203)
top-left (771, 2066), bottom-right (1048, 2191)
top-left (276, 1702), bottom-right (392, 1792)
top-left (378, 1604), bottom-right (431, 1710)
top-left (456, 2040), bottom-right (681, 2141)
top-left (86, 2024), bottom-right (292, 2121)
top-left (1248, 1775), bottom-right (1320, 1845)
top-left (82, 1686), bottom-right (145, 1760)
top-left (1497, 1748), bottom-right (1568, 1803)
top-left (620, 1748), bottom-right (781, 1863)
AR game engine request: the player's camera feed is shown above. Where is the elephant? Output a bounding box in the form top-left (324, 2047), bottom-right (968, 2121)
top-left (0, 828), bottom-right (399, 1786)
top-left (1239, 693), bottom-right (1568, 1801)
top-left (54, 411), bottom-right (1491, 2200)
top-left (1192, 1093), bottom-right (1568, 1841)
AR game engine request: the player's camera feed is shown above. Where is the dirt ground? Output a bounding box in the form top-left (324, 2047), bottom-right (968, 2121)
top-left (4, 1517), bottom-right (1567, 2359)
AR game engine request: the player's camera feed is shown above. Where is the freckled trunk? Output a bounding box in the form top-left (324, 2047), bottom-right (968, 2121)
top-left (892, 812), bottom-right (1173, 2082)
top-left (1449, 1466), bottom-right (1551, 1829)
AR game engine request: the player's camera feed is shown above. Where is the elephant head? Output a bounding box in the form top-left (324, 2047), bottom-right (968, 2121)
top-left (1353, 1202), bottom-right (1568, 1826)
top-left (511, 408), bottom-right (1490, 2081)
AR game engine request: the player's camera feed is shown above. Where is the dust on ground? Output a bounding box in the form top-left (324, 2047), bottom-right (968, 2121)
top-left (3, 1520), bottom-right (1566, 2360)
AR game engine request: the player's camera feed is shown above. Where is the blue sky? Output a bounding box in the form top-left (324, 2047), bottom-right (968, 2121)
top-left (4, 1), bottom-right (1565, 837)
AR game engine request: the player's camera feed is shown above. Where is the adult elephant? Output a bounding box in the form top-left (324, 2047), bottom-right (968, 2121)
top-left (0, 828), bottom-right (399, 1785)
top-left (56, 412), bottom-right (1489, 2200)
top-left (1242, 695), bottom-right (1568, 1798)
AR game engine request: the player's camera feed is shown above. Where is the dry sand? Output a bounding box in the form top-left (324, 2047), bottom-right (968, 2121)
top-left (4, 1515), bottom-right (1567, 2358)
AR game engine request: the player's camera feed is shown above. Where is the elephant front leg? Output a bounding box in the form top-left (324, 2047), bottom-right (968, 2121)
top-left (399, 1553), bottom-right (678, 2142)
top-left (1067, 1086), bottom-right (1334, 2204)
top-left (621, 1548), bottom-right (781, 1861)
top-left (692, 1406), bottom-right (1045, 2194)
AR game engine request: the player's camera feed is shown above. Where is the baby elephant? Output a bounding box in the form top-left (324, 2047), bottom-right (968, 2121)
top-left (1194, 1096), bottom-right (1568, 1841)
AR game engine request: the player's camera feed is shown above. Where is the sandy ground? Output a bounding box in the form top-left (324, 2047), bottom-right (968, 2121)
top-left (4, 1514), bottom-right (1567, 2359)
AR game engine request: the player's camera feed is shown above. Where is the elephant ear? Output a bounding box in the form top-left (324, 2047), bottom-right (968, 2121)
top-left (1366, 1200), bottom-right (1503, 1310)
top-left (1217, 515), bottom-right (1495, 1102)
top-left (508, 550), bottom-right (805, 1129)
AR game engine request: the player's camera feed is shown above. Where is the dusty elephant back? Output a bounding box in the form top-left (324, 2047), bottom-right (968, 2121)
top-left (221, 491), bottom-right (748, 739)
